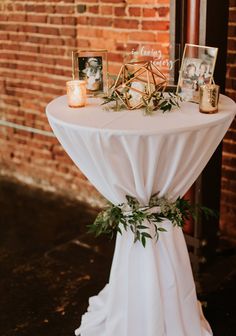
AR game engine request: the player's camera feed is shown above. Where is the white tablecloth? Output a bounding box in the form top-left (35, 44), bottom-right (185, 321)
top-left (46, 95), bottom-right (235, 336)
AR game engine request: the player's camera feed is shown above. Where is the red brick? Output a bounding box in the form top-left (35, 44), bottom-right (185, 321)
top-left (101, 0), bottom-right (123, 3)
top-left (55, 5), bottom-right (74, 14)
top-left (26, 4), bottom-right (51, 13)
top-left (227, 38), bottom-right (236, 52)
top-left (27, 14), bottom-right (47, 23)
top-left (76, 27), bottom-right (103, 38)
top-left (22, 25), bottom-right (38, 33)
top-left (63, 16), bottom-right (76, 25)
top-left (44, 5), bottom-right (55, 14)
top-left (229, 8), bottom-right (236, 21)
top-left (38, 26), bottom-right (59, 35)
top-left (116, 42), bottom-right (139, 53)
top-left (0, 23), bottom-right (18, 32)
top-left (26, 35), bottom-right (46, 44)
top-left (77, 39), bottom-right (91, 48)
top-left (142, 20), bottom-right (169, 31)
top-left (229, 66), bottom-right (236, 78)
top-left (49, 16), bottom-right (63, 25)
top-left (0, 43), bottom-right (19, 52)
top-left (156, 32), bottom-right (170, 42)
top-left (222, 154), bottom-right (236, 167)
top-left (0, 14), bottom-right (8, 21)
top-left (115, 42), bottom-right (127, 51)
top-left (114, 7), bottom-right (126, 16)
top-left (128, 7), bottom-right (141, 17)
top-left (157, 6), bottom-right (169, 17)
top-left (228, 25), bottom-right (236, 37)
top-left (60, 27), bottom-right (76, 37)
top-left (0, 52), bottom-right (16, 60)
top-left (77, 16), bottom-right (89, 25)
top-left (108, 52), bottom-right (124, 63)
top-left (0, 32), bottom-right (8, 40)
top-left (114, 18), bottom-right (139, 29)
top-left (128, 31), bottom-right (157, 42)
top-left (126, 0), bottom-right (155, 3)
top-left (89, 17), bottom-right (113, 27)
top-left (221, 190), bottom-right (236, 206)
top-left (101, 5), bottom-right (113, 15)
top-left (15, 3), bottom-right (25, 11)
top-left (88, 5), bottom-right (99, 14)
top-left (143, 8), bottom-right (157, 17)
top-left (8, 13), bottom-right (26, 22)
top-left (63, 38), bottom-right (77, 47)
top-left (38, 46), bottom-right (66, 56)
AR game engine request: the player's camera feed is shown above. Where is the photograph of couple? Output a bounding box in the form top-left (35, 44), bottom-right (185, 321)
top-left (177, 44), bottom-right (218, 102)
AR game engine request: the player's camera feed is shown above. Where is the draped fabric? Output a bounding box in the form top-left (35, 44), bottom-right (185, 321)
top-left (46, 95), bottom-right (235, 336)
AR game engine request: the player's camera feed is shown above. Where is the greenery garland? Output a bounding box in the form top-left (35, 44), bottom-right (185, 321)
top-left (88, 194), bottom-right (216, 247)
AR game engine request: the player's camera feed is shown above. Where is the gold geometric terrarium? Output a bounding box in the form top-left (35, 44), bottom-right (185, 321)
top-left (111, 60), bottom-right (167, 110)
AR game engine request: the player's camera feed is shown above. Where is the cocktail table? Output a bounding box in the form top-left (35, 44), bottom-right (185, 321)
top-left (46, 95), bottom-right (235, 336)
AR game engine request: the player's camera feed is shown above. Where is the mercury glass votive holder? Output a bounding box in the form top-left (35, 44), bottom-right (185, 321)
top-left (199, 84), bottom-right (220, 114)
top-left (66, 80), bottom-right (87, 108)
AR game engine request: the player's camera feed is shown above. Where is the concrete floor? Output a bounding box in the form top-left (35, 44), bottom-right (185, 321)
top-left (0, 176), bottom-right (236, 336)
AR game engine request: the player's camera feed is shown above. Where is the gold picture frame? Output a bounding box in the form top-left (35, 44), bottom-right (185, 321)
top-left (177, 44), bottom-right (218, 103)
top-left (72, 49), bottom-right (108, 96)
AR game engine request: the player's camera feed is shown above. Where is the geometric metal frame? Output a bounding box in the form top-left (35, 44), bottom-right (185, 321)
top-left (112, 60), bottom-right (167, 110)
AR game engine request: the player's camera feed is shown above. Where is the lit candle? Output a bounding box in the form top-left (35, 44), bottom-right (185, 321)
top-left (199, 84), bottom-right (220, 114)
top-left (66, 80), bottom-right (86, 108)
top-left (129, 81), bottom-right (146, 107)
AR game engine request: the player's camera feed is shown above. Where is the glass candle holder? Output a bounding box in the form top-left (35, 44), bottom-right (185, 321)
top-left (199, 84), bottom-right (220, 114)
top-left (66, 80), bottom-right (86, 108)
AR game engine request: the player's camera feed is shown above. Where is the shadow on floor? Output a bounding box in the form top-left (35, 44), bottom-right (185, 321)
top-left (0, 176), bottom-right (235, 336)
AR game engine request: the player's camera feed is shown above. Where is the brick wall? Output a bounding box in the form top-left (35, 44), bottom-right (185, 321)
top-left (0, 0), bottom-right (170, 206)
top-left (76, 0), bottom-right (170, 75)
top-left (220, 0), bottom-right (236, 242)
top-left (0, 0), bottom-right (235, 240)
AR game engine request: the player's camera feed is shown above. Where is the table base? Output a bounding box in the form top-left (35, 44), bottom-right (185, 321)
top-left (75, 222), bottom-right (213, 336)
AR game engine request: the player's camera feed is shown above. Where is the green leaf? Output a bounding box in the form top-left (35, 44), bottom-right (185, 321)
top-left (142, 232), bottom-right (152, 239)
top-left (141, 235), bottom-right (146, 247)
top-left (155, 231), bottom-right (159, 241)
top-left (117, 227), bottom-right (122, 235)
top-left (137, 225), bottom-right (149, 230)
top-left (157, 227), bottom-right (167, 232)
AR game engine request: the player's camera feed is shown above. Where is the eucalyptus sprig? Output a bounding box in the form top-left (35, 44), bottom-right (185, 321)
top-left (102, 87), bottom-right (182, 114)
top-left (88, 194), bottom-right (216, 247)
top-left (142, 91), bottom-right (183, 115)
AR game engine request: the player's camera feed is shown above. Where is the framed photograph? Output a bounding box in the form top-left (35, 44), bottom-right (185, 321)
top-left (72, 49), bottom-right (108, 96)
top-left (177, 44), bottom-right (218, 103)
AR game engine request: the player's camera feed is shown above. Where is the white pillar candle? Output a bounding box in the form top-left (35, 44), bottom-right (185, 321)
top-left (129, 81), bottom-right (146, 106)
top-left (66, 80), bottom-right (87, 108)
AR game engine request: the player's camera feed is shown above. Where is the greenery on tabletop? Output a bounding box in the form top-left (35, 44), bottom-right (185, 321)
top-left (88, 194), bottom-right (216, 247)
top-left (102, 88), bottom-right (182, 115)
top-left (142, 91), bottom-right (183, 115)
top-left (101, 66), bottom-right (183, 115)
